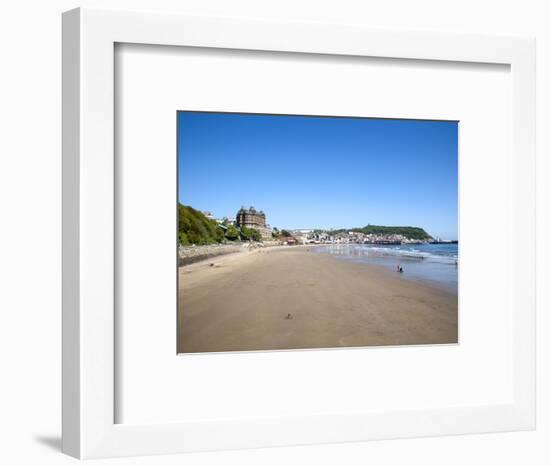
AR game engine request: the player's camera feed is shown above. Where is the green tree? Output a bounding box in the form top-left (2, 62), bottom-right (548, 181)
top-left (240, 226), bottom-right (262, 242)
top-left (225, 224), bottom-right (240, 241)
top-left (178, 204), bottom-right (224, 245)
top-left (178, 231), bottom-right (190, 246)
top-left (249, 228), bottom-right (262, 242)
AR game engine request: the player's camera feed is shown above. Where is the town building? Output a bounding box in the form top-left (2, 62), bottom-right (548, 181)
top-left (235, 206), bottom-right (273, 240)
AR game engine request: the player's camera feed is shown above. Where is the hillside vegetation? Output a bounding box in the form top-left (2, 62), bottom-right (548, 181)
top-left (178, 204), bottom-right (224, 245)
top-left (351, 225), bottom-right (432, 240)
top-left (178, 204), bottom-right (262, 245)
top-left (316, 224), bottom-right (433, 241)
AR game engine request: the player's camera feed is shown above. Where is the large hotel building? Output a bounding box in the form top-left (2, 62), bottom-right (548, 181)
top-left (235, 206), bottom-right (273, 240)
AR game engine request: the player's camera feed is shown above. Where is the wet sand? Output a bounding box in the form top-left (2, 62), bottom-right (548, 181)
top-left (177, 247), bottom-right (458, 353)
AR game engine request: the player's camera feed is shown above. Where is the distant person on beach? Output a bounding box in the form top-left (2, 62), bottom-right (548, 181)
top-left (399, 266), bottom-right (403, 273)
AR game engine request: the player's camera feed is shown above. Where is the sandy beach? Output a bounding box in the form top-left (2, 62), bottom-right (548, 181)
top-left (177, 246), bottom-right (458, 353)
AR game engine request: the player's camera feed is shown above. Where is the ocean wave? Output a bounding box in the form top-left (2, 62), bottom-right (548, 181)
top-left (323, 244), bottom-right (458, 264)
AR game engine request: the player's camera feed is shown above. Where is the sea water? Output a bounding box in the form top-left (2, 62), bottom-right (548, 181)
top-left (315, 243), bottom-right (458, 293)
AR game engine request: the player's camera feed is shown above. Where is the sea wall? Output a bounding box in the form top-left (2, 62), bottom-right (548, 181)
top-left (178, 243), bottom-right (253, 266)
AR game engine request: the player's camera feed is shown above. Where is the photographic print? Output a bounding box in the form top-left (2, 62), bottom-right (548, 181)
top-left (177, 111), bottom-right (458, 353)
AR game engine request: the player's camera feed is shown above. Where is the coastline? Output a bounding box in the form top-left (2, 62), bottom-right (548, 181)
top-left (178, 241), bottom-right (294, 266)
top-left (178, 246), bottom-right (458, 353)
top-left (312, 243), bottom-right (458, 293)
top-left (178, 242), bottom-right (302, 267)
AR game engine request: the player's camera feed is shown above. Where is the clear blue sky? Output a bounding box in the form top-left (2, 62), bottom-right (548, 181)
top-left (178, 111), bottom-right (458, 240)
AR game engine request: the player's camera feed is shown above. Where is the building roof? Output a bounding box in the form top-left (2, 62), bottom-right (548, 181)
top-left (237, 206), bottom-right (266, 216)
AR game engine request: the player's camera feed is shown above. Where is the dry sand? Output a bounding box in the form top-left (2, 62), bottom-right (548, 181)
top-left (177, 247), bottom-right (458, 353)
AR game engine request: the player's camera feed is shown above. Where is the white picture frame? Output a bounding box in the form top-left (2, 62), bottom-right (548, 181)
top-left (62, 7), bottom-right (535, 459)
